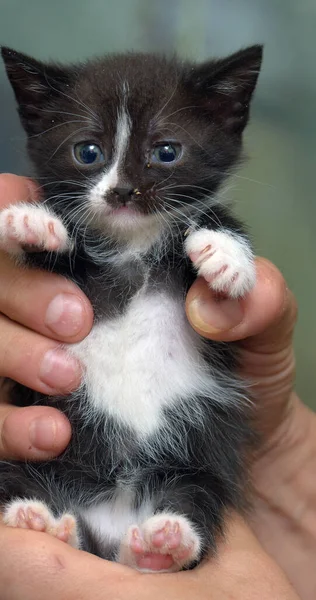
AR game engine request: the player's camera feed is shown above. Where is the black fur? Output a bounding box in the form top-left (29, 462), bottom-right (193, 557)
top-left (0, 45), bottom-right (262, 566)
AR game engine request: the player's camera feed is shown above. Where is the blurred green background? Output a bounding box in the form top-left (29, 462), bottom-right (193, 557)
top-left (0, 0), bottom-right (315, 407)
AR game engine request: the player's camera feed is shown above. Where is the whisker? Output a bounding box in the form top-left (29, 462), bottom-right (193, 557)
top-left (152, 82), bottom-right (179, 124)
top-left (47, 126), bottom-right (92, 161)
top-left (44, 72), bottom-right (101, 124)
top-left (28, 119), bottom-right (90, 139)
top-left (157, 104), bottom-right (200, 121)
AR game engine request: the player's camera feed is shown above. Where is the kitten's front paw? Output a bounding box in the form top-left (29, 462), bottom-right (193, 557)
top-left (0, 204), bottom-right (70, 255)
top-left (119, 513), bottom-right (201, 573)
top-left (185, 228), bottom-right (255, 298)
top-left (3, 499), bottom-right (79, 548)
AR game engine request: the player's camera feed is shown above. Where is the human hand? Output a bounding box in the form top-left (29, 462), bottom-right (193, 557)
top-left (186, 260), bottom-right (316, 600)
top-left (0, 514), bottom-right (299, 600)
top-left (0, 175), bottom-right (308, 598)
top-left (0, 174), bottom-right (93, 460)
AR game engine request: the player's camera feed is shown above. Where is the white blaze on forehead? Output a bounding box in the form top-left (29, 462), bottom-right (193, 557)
top-left (89, 103), bottom-right (132, 202)
top-left (114, 109), bottom-right (131, 174)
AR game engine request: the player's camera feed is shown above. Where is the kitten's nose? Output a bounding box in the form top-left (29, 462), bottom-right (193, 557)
top-left (112, 186), bottom-right (134, 197)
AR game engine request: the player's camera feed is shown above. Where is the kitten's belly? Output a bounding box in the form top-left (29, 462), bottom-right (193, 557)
top-left (81, 489), bottom-right (154, 545)
top-left (68, 290), bottom-right (215, 436)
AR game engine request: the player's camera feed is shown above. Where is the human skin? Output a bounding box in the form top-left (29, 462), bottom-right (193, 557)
top-left (0, 173), bottom-right (312, 599)
top-left (187, 269), bottom-right (316, 600)
top-left (0, 174), bottom-right (93, 460)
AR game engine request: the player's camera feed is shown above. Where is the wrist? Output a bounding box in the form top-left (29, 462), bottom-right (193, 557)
top-left (253, 393), bottom-right (316, 515)
top-left (251, 393), bottom-right (316, 600)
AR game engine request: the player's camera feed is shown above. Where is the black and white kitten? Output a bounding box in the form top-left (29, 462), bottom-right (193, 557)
top-left (0, 45), bottom-right (262, 572)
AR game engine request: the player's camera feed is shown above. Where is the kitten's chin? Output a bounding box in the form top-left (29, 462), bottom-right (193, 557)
top-left (89, 206), bottom-right (163, 244)
top-left (107, 206), bottom-right (148, 230)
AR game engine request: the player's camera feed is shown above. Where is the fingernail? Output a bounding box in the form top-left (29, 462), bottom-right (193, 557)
top-left (29, 416), bottom-right (57, 450)
top-left (187, 295), bottom-right (244, 333)
top-left (45, 294), bottom-right (85, 337)
top-left (39, 349), bottom-right (81, 391)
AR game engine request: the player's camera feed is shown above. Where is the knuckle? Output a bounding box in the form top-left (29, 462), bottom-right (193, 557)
top-left (0, 174), bottom-right (32, 201)
top-left (0, 322), bottom-right (36, 379)
top-left (2, 270), bottom-right (29, 313)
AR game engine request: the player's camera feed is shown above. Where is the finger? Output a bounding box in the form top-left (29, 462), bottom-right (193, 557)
top-left (0, 521), bottom-right (295, 600)
top-left (0, 525), bottom-right (136, 600)
top-left (186, 258), bottom-right (292, 344)
top-left (0, 314), bottom-right (82, 395)
top-left (0, 173), bottom-right (40, 208)
top-left (0, 404), bottom-right (71, 460)
top-left (0, 520), bottom-right (298, 600)
top-left (195, 516), bottom-right (299, 600)
top-left (0, 252), bottom-right (93, 342)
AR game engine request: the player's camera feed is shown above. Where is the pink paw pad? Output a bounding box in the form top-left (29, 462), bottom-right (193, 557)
top-left (3, 500), bottom-right (79, 548)
top-left (0, 205), bottom-right (70, 254)
top-left (15, 506), bottom-right (48, 531)
top-left (188, 244), bottom-right (215, 266)
top-left (151, 520), bottom-right (182, 550)
top-left (119, 514), bottom-right (201, 573)
top-left (129, 527), bottom-right (145, 554)
top-left (185, 228), bottom-right (255, 298)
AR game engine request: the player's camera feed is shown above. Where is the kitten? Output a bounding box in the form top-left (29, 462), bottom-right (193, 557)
top-left (0, 45), bottom-right (262, 572)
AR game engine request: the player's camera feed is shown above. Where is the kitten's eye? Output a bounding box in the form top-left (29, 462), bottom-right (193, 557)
top-left (151, 143), bottom-right (182, 164)
top-left (73, 142), bottom-right (105, 165)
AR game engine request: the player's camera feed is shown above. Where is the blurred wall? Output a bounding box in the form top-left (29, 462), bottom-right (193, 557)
top-left (0, 0), bottom-right (315, 406)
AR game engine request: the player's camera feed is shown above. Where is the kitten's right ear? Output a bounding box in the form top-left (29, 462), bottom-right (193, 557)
top-left (1, 47), bottom-right (70, 134)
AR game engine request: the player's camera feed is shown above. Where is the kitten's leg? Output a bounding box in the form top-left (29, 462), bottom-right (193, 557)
top-left (185, 228), bottom-right (255, 298)
top-left (119, 513), bottom-right (201, 573)
top-left (0, 203), bottom-right (70, 256)
top-left (3, 498), bottom-right (79, 548)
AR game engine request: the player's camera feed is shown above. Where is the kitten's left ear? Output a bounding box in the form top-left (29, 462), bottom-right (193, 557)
top-left (188, 45), bottom-right (263, 133)
top-left (1, 47), bottom-right (71, 134)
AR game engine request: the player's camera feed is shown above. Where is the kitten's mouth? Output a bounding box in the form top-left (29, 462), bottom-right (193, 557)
top-left (109, 206), bottom-right (140, 216)
top-left (105, 204), bottom-right (150, 229)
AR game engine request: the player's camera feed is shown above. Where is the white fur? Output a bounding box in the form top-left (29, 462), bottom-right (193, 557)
top-left (89, 108), bottom-right (132, 216)
top-left (67, 288), bottom-right (227, 436)
top-left (3, 498), bottom-right (79, 548)
top-left (213, 80), bottom-right (238, 95)
top-left (86, 105), bottom-right (164, 239)
top-left (0, 203), bottom-right (70, 255)
top-left (81, 488), bottom-right (154, 545)
top-left (185, 228), bottom-right (255, 298)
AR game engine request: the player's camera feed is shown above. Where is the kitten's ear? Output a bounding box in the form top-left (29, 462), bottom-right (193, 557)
top-left (1, 47), bottom-right (71, 134)
top-left (189, 45), bottom-right (263, 133)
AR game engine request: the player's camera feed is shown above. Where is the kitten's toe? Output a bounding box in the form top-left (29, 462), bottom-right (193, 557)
top-left (0, 204), bottom-right (70, 255)
top-left (119, 513), bottom-right (201, 573)
top-left (185, 228), bottom-right (255, 298)
top-left (3, 499), bottom-right (79, 547)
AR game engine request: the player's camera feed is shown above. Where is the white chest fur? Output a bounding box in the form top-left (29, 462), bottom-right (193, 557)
top-left (81, 489), bottom-right (154, 545)
top-left (68, 289), bottom-right (218, 436)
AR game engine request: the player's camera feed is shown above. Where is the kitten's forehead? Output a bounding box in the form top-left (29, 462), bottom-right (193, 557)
top-left (77, 54), bottom-right (182, 131)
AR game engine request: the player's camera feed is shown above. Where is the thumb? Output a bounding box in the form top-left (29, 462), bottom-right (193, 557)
top-left (186, 258), bottom-right (297, 438)
top-left (185, 257), bottom-right (293, 345)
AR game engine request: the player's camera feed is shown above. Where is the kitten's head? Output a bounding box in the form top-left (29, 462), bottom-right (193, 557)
top-left (1, 46), bottom-right (262, 240)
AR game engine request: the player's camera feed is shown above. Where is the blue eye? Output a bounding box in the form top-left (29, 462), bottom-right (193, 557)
top-left (152, 143), bottom-right (182, 164)
top-left (73, 142), bottom-right (105, 165)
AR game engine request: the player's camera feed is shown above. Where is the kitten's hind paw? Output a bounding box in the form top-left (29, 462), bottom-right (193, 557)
top-left (0, 204), bottom-right (70, 256)
top-left (3, 499), bottom-right (79, 547)
top-left (119, 513), bottom-right (201, 573)
top-left (185, 228), bottom-right (255, 298)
